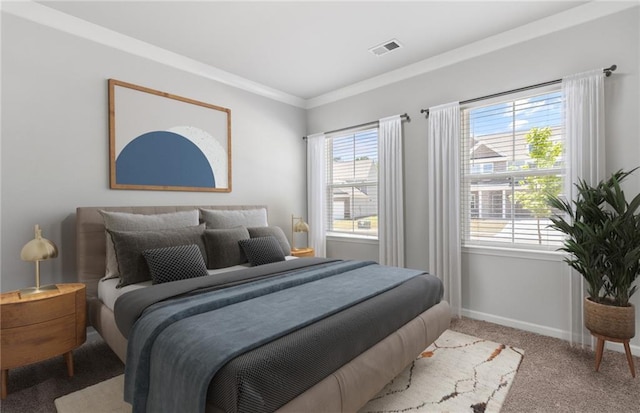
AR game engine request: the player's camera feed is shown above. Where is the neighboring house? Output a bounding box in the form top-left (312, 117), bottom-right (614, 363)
top-left (329, 158), bottom-right (378, 221)
top-left (467, 127), bottom-right (562, 220)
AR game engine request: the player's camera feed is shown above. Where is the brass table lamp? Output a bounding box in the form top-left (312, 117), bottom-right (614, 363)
top-left (20, 224), bottom-right (59, 295)
top-left (291, 214), bottom-right (310, 250)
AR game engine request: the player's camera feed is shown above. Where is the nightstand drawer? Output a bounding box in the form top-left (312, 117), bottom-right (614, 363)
top-left (1, 314), bottom-right (76, 370)
top-left (0, 283), bottom-right (86, 399)
top-left (0, 293), bottom-right (75, 328)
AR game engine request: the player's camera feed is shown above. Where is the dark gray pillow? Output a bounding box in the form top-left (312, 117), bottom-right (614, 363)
top-left (238, 236), bottom-right (286, 266)
top-left (142, 244), bottom-right (209, 285)
top-left (247, 226), bottom-right (291, 255)
top-left (108, 224), bottom-right (206, 288)
top-left (203, 227), bottom-right (250, 269)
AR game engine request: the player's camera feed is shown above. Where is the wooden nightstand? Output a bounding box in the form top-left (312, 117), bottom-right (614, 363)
top-left (0, 283), bottom-right (86, 399)
top-left (291, 247), bottom-right (315, 258)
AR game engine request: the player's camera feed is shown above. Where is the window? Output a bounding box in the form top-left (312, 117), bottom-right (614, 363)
top-left (325, 128), bottom-right (378, 238)
top-left (461, 90), bottom-right (565, 248)
top-left (470, 163), bottom-right (494, 175)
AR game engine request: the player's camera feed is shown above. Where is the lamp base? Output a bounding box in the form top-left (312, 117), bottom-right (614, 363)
top-left (19, 284), bottom-right (59, 297)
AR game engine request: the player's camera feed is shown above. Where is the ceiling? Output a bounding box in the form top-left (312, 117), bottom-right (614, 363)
top-left (35, 1), bottom-right (590, 103)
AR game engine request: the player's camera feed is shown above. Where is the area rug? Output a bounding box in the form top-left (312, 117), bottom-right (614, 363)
top-left (54, 374), bottom-right (128, 413)
top-left (360, 330), bottom-right (524, 413)
top-left (55, 330), bottom-right (522, 413)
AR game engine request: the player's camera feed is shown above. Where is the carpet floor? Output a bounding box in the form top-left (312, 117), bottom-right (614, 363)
top-left (0, 333), bottom-right (124, 413)
top-left (450, 318), bottom-right (640, 413)
top-left (1, 318), bottom-right (638, 412)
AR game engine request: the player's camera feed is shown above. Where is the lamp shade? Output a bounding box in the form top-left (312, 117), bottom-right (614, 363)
top-left (291, 215), bottom-right (310, 250)
top-left (21, 225), bottom-right (58, 262)
top-left (293, 218), bottom-right (310, 233)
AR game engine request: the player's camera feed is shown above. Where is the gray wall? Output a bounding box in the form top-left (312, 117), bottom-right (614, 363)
top-left (308, 9), bottom-right (640, 351)
top-left (1, 13), bottom-right (307, 292)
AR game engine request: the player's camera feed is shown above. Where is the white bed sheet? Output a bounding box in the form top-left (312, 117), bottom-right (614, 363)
top-left (98, 257), bottom-right (298, 311)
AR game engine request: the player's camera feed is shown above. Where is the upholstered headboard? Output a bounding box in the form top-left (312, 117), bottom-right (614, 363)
top-left (76, 205), bottom-right (268, 299)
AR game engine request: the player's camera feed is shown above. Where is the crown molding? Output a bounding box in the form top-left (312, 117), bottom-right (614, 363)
top-left (1, 0), bottom-right (307, 108)
top-left (3, 1), bottom-right (637, 110)
top-left (305, 1), bottom-right (639, 109)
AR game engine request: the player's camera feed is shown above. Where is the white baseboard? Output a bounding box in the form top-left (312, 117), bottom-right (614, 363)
top-left (461, 308), bottom-right (640, 357)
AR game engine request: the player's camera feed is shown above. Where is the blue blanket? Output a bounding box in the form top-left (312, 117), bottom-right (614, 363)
top-left (124, 260), bottom-right (424, 412)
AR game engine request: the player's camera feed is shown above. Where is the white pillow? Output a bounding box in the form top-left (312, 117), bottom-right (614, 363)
top-left (99, 209), bottom-right (199, 279)
top-left (199, 208), bottom-right (267, 229)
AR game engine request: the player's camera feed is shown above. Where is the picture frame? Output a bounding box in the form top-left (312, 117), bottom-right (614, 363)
top-left (108, 79), bottom-right (232, 192)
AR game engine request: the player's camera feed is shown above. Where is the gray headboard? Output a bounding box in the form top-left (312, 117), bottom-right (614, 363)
top-left (76, 205), bottom-right (268, 299)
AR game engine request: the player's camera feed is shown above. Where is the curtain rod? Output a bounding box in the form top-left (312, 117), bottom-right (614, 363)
top-left (420, 65), bottom-right (617, 118)
top-left (303, 113), bottom-right (410, 140)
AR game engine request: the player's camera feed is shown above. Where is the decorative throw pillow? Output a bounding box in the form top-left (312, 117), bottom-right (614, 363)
top-left (108, 224), bottom-right (206, 288)
top-left (238, 236), bottom-right (286, 267)
top-left (142, 244), bottom-right (209, 285)
top-left (200, 208), bottom-right (267, 229)
top-left (203, 226), bottom-right (251, 269)
top-left (247, 226), bottom-right (291, 256)
top-left (99, 209), bottom-right (199, 279)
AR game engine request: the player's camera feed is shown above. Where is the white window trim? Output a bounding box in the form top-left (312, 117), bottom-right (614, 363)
top-left (326, 233), bottom-right (379, 245)
top-left (462, 244), bottom-right (565, 262)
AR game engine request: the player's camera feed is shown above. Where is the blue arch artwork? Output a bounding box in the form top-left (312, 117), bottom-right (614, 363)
top-left (116, 131), bottom-right (216, 187)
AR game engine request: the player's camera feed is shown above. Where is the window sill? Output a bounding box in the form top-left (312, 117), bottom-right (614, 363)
top-left (462, 244), bottom-right (565, 262)
top-left (326, 233), bottom-right (379, 245)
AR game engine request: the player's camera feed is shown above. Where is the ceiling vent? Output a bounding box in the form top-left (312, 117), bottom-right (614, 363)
top-left (369, 39), bottom-right (402, 57)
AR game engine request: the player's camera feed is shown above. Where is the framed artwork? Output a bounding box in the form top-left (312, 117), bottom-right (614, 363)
top-left (108, 79), bottom-right (232, 192)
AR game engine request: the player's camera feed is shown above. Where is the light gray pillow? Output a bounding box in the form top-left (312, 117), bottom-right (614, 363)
top-left (99, 209), bottom-right (199, 279)
top-left (203, 227), bottom-right (250, 269)
top-left (108, 224), bottom-right (206, 288)
top-left (200, 208), bottom-right (267, 229)
top-left (247, 226), bottom-right (291, 255)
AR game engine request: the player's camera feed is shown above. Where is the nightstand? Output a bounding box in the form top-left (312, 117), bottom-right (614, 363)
top-left (291, 247), bottom-right (314, 258)
top-left (0, 283), bottom-right (86, 399)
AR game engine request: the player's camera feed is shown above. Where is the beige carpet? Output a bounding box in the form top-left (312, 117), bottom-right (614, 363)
top-left (55, 330), bottom-right (522, 413)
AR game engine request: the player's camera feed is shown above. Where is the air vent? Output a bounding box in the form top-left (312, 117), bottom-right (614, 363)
top-left (369, 39), bottom-right (403, 57)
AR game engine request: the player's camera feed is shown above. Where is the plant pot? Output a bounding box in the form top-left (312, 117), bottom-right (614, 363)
top-left (584, 297), bottom-right (636, 339)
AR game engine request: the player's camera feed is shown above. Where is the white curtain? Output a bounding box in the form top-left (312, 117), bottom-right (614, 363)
top-left (427, 102), bottom-right (462, 317)
top-left (378, 115), bottom-right (404, 267)
top-left (562, 69), bottom-right (605, 348)
top-left (306, 133), bottom-right (327, 257)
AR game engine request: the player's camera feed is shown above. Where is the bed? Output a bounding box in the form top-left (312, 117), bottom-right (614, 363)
top-left (76, 205), bottom-right (450, 412)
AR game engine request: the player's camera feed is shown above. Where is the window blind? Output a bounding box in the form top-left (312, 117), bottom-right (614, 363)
top-left (325, 128), bottom-right (378, 237)
top-left (461, 90), bottom-right (565, 248)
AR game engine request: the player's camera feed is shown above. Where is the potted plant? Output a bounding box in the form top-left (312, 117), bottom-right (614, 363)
top-left (547, 168), bottom-right (640, 340)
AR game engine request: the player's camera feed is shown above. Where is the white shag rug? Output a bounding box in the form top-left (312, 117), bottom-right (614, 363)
top-left (360, 330), bottom-right (524, 413)
top-left (55, 330), bottom-right (523, 413)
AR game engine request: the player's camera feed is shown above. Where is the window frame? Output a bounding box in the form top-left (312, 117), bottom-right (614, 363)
top-left (460, 86), bottom-right (565, 251)
top-left (325, 126), bottom-right (379, 240)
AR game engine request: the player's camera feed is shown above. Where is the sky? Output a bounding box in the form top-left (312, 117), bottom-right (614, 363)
top-left (330, 128), bottom-right (378, 162)
top-left (468, 91), bottom-right (562, 137)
